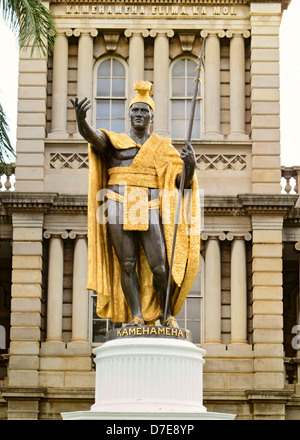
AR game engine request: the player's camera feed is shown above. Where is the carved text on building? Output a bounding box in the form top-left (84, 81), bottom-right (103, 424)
top-left (65, 4), bottom-right (239, 17)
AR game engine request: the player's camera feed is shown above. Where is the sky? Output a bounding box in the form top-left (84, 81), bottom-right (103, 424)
top-left (0, 1), bottom-right (300, 166)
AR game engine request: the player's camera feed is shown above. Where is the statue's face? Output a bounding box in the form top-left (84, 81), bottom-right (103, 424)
top-left (129, 102), bottom-right (153, 131)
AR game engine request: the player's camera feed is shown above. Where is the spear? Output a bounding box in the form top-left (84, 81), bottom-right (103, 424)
top-left (163, 37), bottom-right (206, 324)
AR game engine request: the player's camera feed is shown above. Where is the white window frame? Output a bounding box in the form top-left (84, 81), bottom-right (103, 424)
top-left (169, 56), bottom-right (204, 141)
top-left (175, 254), bottom-right (204, 344)
top-left (93, 56), bottom-right (128, 133)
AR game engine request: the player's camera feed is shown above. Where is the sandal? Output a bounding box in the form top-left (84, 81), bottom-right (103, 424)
top-left (126, 316), bottom-right (145, 327)
top-left (164, 316), bottom-right (179, 328)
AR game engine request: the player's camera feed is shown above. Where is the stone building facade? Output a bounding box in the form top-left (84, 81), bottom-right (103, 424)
top-left (1, 0), bottom-right (300, 420)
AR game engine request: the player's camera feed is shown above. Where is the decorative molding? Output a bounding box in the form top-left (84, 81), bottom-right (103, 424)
top-left (196, 154), bottom-right (247, 171)
top-left (50, 153), bottom-right (89, 169)
top-left (102, 33), bottom-right (121, 52)
top-left (178, 34), bottom-right (196, 52)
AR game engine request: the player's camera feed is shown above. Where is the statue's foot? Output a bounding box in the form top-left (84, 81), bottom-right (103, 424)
top-left (164, 316), bottom-right (179, 329)
top-left (126, 316), bottom-right (145, 327)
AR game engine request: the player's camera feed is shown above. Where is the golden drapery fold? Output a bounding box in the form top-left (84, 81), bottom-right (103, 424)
top-left (87, 131), bottom-right (201, 324)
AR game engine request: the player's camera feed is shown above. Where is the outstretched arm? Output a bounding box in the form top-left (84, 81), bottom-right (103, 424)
top-left (70, 97), bottom-right (109, 154)
top-left (176, 141), bottom-right (196, 189)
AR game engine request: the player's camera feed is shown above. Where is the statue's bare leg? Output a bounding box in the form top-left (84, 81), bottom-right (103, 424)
top-left (138, 209), bottom-right (178, 327)
top-left (106, 200), bottom-right (144, 325)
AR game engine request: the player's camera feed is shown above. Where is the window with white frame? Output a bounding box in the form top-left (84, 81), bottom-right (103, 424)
top-left (89, 292), bottom-right (122, 343)
top-left (170, 57), bottom-right (202, 140)
top-left (95, 58), bottom-right (127, 133)
top-left (176, 255), bottom-right (204, 344)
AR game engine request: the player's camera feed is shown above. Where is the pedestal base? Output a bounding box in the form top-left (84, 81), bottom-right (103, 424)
top-left (62, 410), bottom-right (235, 420)
top-left (61, 336), bottom-right (235, 420)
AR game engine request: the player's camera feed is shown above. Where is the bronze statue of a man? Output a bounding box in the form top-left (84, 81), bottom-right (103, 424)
top-left (71, 81), bottom-right (200, 328)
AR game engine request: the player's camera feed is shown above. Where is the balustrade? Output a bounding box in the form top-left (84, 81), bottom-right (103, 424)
top-left (0, 165), bottom-right (15, 191)
top-left (281, 166), bottom-right (300, 194)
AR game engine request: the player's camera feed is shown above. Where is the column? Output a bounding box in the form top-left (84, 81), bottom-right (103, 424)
top-left (201, 30), bottom-right (224, 140)
top-left (228, 233), bottom-right (251, 344)
top-left (252, 215), bottom-right (284, 391)
top-left (150, 29), bottom-right (174, 137)
top-left (295, 248), bottom-right (300, 395)
top-left (15, 39), bottom-right (48, 192)
top-left (203, 233), bottom-right (225, 343)
top-left (125, 29), bottom-right (149, 102)
top-left (74, 29), bottom-right (98, 128)
top-left (9, 213), bottom-right (43, 389)
top-left (71, 235), bottom-right (88, 343)
top-left (7, 213), bottom-right (44, 419)
top-left (227, 31), bottom-right (250, 141)
top-left (45, 234), bottom-right (64, 343)
top-left (48, 30), bottom-right (72, 139)
top-left (250, 3), bottom-right (281, 194)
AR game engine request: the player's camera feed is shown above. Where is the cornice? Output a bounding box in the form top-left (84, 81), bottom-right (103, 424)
top-left (204, 194), bottom-right (298, 217)
top-left (1, 192), bottom-right (298, 218)
top-left (0, 193), bottom-right (87, 215)
top-left (51, 0), bottom-right (248, 3)
top-left (50, 0), bottom-right (291, 9)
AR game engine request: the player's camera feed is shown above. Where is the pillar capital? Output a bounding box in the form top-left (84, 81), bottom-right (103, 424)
top-left (150, 29), bottom-right (174, 38)
top-left (226, 232), bottom-right (252, 241)
top-left (73, 28), bottom-right (98, 38)
top-left (200, 29), bottom-right (226, 39)
top-left (44, 230), bottom-right (68, 240)
top-left (44, 229), bottom-right (87, 240)
top-left (56, 28), bottom-right (73, 38)
top-left (68, 231), bottom-right (88, 240)
top-left (125, 28), bottom-right (149, 39)
top-left (225, 30), bottom-right (251, 39)
top-left (201, 232), bottom-right (226, 241)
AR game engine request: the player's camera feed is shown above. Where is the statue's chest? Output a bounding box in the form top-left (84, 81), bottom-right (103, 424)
top-left (108, 146), bottom-right (140, 168)
top-left (112, 146), bottom-right (139, 160)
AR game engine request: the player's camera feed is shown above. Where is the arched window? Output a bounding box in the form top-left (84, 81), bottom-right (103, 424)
top-left (94, 58), bottom-right (127, 133)
top-left (170, 58), bottom-right (202, 140)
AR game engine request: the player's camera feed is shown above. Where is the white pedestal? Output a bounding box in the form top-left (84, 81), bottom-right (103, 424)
top-left (62, 337), bottom-right (235, 420)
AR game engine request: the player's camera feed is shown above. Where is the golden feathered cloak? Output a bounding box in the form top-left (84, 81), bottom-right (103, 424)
top-left (87, 131), bottom-right (200, 324)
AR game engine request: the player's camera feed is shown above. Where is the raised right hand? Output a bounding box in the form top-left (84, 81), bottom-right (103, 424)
top-left (69, 97), bottom-right (91, 125)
